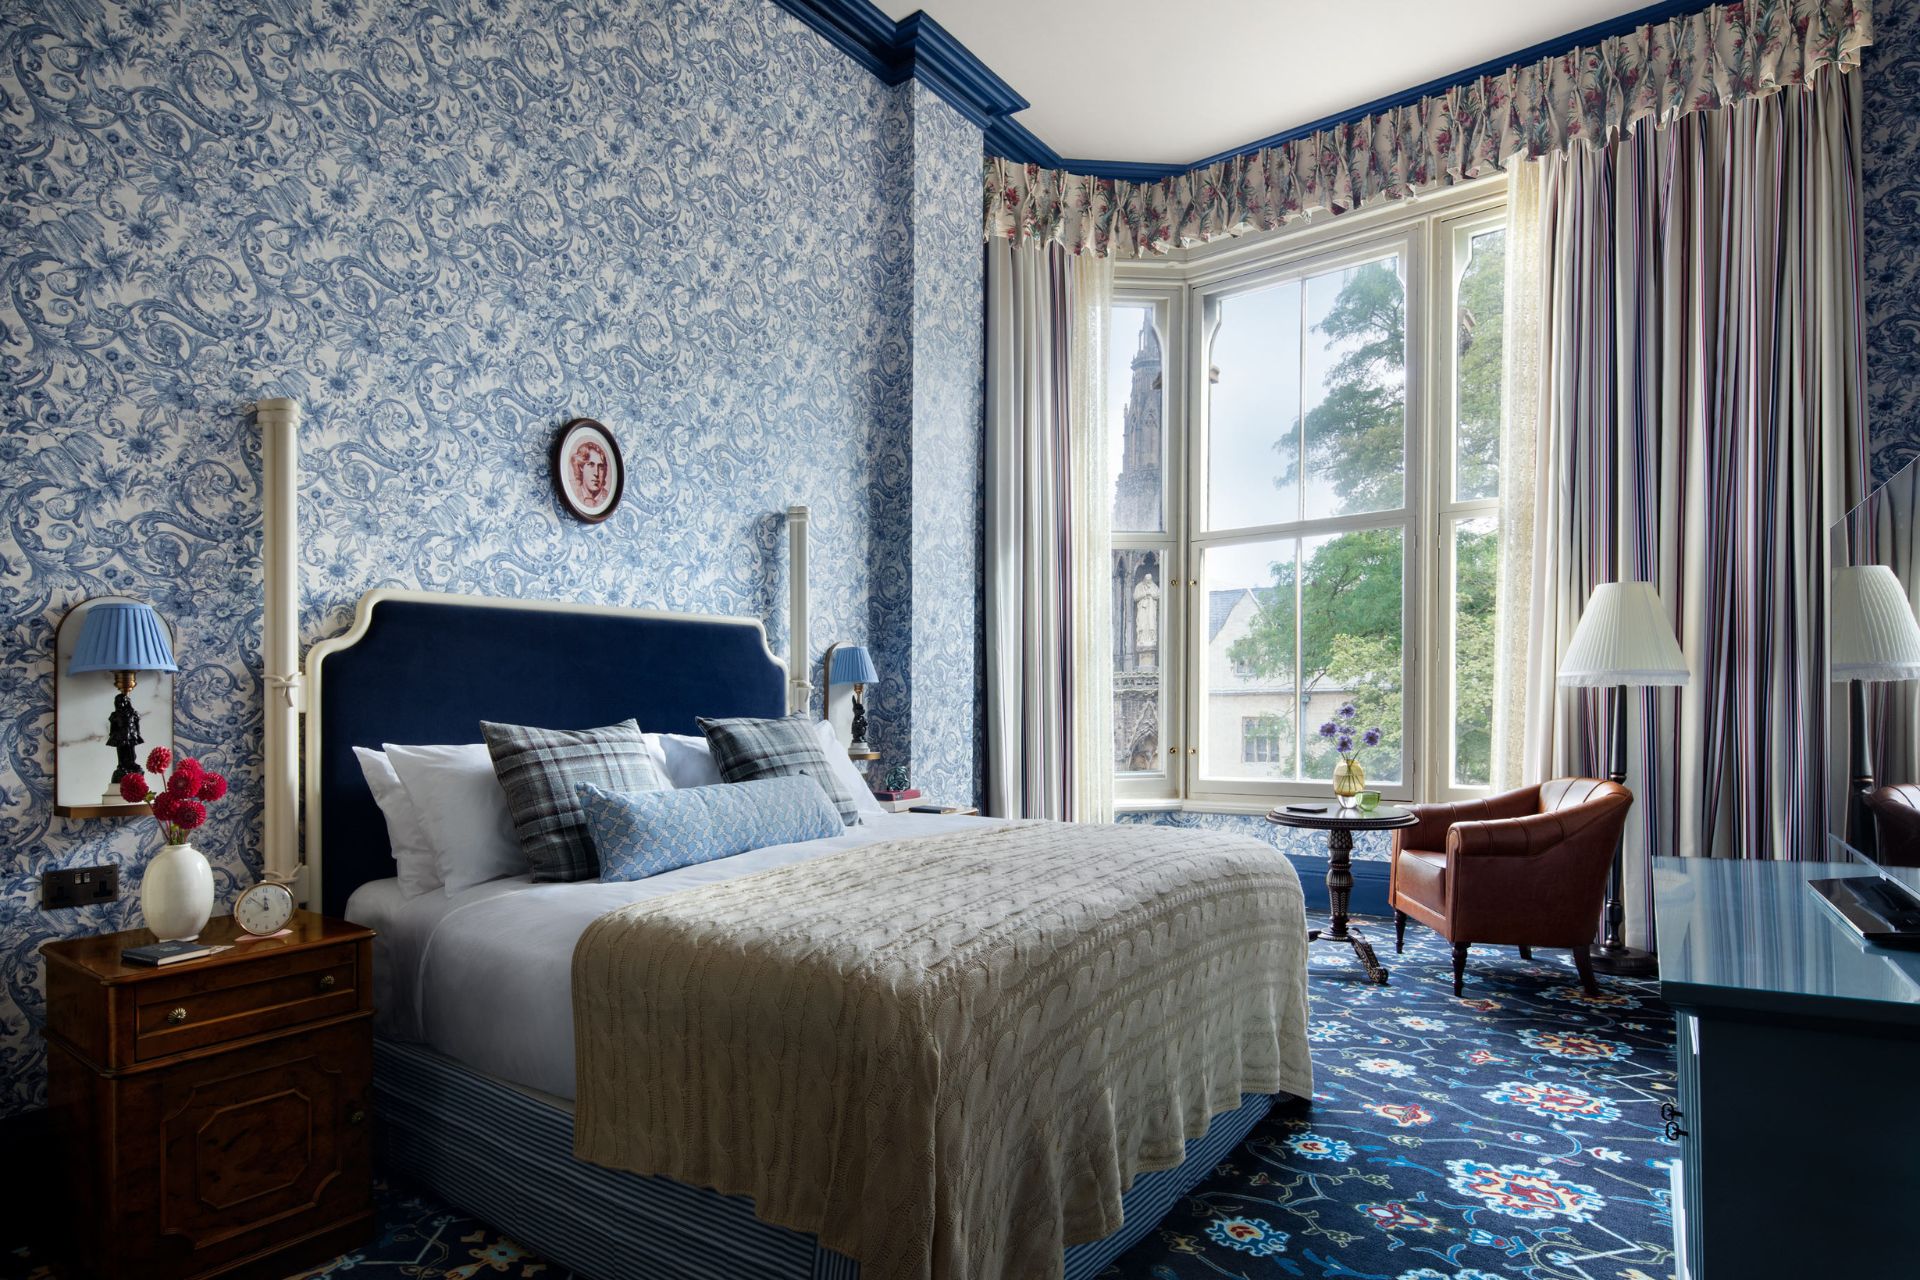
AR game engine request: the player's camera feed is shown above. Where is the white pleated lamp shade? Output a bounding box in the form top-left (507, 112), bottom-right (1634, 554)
top-left (1831, 565), bottom-right (1920, 682)
top-left (1557, 581), bottom-right (1691, 688)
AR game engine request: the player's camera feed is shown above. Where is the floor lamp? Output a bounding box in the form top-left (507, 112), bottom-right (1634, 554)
top-left (1557, 581), bottom-right (1690, 977)
top-left (1830, 565), bottom-right (1920, 856)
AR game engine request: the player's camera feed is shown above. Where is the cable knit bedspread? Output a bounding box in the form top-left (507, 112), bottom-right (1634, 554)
top-left (570, 820), bottom-right (1312, 1280)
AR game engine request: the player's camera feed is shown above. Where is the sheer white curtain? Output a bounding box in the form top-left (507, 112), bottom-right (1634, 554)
top-left (1491, 158), bottom-right (1544, 791)
top-left (984, 239), bottom-right (1114, 821)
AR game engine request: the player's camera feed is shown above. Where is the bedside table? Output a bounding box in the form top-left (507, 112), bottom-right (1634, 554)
top-left (41, 910), bottom-right (375, 1280)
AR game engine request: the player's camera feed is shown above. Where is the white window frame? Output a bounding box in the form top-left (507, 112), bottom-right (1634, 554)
top-left (1428, 205), bottom-right (1510, 802)
top-left (1112, 180), bottom-right (1507, 815)
top-left (1110, 286), bottom-right (1187, 807)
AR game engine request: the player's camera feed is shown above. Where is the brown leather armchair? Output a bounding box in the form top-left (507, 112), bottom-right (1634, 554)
top-left (1864, 784), bottom-right (1920, 867)
top-left (1389, 778), bottom-right (1633, 997)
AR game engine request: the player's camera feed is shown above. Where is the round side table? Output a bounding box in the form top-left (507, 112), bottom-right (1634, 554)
top-left (1267, 802), bottom-right (1417, 986)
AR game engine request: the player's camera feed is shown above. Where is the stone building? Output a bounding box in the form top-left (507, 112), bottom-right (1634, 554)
top-left (1113, 314), bottom-right (1162, 772)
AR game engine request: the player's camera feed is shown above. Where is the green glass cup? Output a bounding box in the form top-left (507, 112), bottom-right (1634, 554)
top-left (1356, 790), bottom-right (1382, 813)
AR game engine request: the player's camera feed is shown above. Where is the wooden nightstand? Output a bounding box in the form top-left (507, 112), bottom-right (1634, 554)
top-left (41, 910), bottom-right (375, 1280)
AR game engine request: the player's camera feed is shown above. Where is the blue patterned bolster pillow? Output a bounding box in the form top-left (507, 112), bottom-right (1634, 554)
top-left (577, 776), bottom-right (844, 882)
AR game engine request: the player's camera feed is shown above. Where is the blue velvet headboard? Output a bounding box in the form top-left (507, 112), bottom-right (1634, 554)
top-left (304, 591), bottom-right (789, 917)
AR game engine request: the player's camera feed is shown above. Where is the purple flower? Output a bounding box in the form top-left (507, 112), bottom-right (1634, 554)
top-left (1362, 727), bottom-right (1383, 747)
top-left (1336, 735), bottom-right (1355, 754)
top-left (1318, 720), bottom-right (1340, 739)
top-left (1338, 703), bottom-right (1358, 720)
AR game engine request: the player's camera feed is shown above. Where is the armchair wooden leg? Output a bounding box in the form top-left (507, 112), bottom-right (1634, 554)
top-left (1517, 945), bottom-right (1533, 961)
top-left (1571, 944), bottom-right (1599, 997)
top-left (1395, 911), bottom-right (1407, 954)
top-left (1451, 942), bottom-right (1469, 998)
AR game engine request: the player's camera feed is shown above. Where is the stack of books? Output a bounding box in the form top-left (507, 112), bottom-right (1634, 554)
top-left (872, 788), bottom-right (922, 813)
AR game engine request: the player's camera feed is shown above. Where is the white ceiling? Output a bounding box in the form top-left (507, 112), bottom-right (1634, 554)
top-left (878, 0), bottom-right (1656, 165)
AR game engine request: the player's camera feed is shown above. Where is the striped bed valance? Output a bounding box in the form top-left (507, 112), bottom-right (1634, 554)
top-left (984, 0), bottom-right (1874, 259)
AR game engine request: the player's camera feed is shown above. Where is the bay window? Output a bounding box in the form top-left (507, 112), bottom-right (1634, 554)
top-left (1109, 185), bottom-right (1509, 809)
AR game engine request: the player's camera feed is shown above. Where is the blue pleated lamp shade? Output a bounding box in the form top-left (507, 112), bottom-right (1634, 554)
top-left (829, 644), bottom-right (879, 687)
top-left (69, 602), bottom-right (178, 674)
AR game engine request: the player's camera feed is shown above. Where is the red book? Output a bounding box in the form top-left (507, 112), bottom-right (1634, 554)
top-left (872, 788), bottom-right (922, 801)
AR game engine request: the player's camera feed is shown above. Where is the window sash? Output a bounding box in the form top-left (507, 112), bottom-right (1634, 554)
top-left (1110, 288), bottom-right (1185, 806)
top-left (1426, 206), bottom-right (1508, 803)
top-left (1108, 182), bottom-right (1507, 812)
top-left (1186, 224), bottom-right (1424, 806)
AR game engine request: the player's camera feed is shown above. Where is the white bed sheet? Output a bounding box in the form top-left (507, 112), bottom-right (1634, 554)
top-left (346, 812), bottom-right (1001, 1100)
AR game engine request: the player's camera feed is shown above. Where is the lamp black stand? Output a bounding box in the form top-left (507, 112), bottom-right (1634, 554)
top-left (1847, 678), bottom-right (1877, 859)
top-left (1592, 682), bottom-right (1657, 977)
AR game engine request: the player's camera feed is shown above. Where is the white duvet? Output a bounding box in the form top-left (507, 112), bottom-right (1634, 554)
top-left (346, 811), bottom-right (1000, 1100)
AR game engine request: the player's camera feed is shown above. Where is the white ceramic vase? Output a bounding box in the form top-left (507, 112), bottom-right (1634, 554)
top-left (141, 841), bottom-right (214, 941)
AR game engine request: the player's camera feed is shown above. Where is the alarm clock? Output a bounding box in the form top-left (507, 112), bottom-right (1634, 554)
top-left (233, 879), bottom-right (296, 936)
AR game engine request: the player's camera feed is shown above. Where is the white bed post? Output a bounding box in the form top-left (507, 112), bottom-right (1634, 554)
top-left (257, 398), bottom-right (304, 895)
top-left (788, 504), bottom-right (811, 714)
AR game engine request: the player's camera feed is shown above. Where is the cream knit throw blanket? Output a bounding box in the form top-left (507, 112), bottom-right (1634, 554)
top-left (571, 821), bottom-right (1312, 1280)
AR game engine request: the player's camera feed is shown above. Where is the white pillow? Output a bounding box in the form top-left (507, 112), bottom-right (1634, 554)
top-left (652, 732), bottom-right (724, 789)
top-left (353, 747), bottom-right (442, 897)
top-left (813, 718), bottom-right (885, 818)
top-left (383, 742), bottom-right (525, 894)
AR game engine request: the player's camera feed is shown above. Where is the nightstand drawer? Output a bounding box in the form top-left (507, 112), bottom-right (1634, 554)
top-left (135, 943), bottom-right (359, 1061)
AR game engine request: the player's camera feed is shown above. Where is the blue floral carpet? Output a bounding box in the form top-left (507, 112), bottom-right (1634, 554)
top-left (6, 918), bottom-right (1675, 1280)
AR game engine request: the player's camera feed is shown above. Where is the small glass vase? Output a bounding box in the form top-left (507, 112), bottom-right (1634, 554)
top-left (141, 840), bottom-right (214, 941)
top-left (1333, 758), bottom-right (1366, 808)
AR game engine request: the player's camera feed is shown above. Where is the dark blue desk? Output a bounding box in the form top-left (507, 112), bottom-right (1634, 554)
top-left (1654, 856), bottom-right (1920, 1278)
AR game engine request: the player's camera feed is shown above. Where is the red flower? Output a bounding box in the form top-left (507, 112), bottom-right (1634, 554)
top-left (119, 774), bottom-right (151, 803)
top-left (145, 746), bottom-right (172, 774)
top-left (150, 792), bottom-right (179, 822)
top-left (171, 798), bottom-right (207, 832)
top-left (166, 759), bottom-right (203, 798)
top-left (197, 771), bottom-right (228, 803)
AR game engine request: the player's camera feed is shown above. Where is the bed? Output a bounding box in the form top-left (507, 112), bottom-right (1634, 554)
top-left (308, 589), bottom-right (1311, 1280)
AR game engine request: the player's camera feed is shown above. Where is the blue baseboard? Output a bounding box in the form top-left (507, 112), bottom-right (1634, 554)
top-left (1286, 854), bottom-right (1392, 920)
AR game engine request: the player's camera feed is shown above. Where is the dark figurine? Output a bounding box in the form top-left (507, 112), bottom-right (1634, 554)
top-left (105, 676), bottom-right (143, 786)
top-left (852, 687), bottom-right (875, 756)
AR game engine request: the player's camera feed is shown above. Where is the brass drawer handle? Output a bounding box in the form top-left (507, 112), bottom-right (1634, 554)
top-left (348, 1107), bottom-right (367, 1125)
top-left (166, 1007), bottom-right (187, 1025)
top-left (318, 974), bottom-right (337, 990)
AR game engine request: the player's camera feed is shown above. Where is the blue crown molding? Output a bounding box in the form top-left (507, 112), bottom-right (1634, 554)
top-left (770, 0), bottom-right (1032, 134)
top-left (773, 0), bottom-right (1727, 180)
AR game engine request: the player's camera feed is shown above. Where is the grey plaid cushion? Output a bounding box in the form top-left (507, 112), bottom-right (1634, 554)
top-left (697, 714), bottom-right (860, 826)
top-left (481, 718), bottom-right (666, 881)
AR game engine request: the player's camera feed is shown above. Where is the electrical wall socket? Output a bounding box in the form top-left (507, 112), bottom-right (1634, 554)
top-left (42, 865), bottom-right (119, 910)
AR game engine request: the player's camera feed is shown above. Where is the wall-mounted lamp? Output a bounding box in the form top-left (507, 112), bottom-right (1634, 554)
top-left (824, 643), bottom-right (880, 759)
top-left (68, 602), bottom-right (178, 802)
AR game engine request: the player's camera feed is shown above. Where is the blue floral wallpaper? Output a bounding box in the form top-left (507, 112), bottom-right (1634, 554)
top-left (905, 81), bottom-right (985, 803)
top-left (1864, 0), bottom-right (1920, 485)
top-left (0, 0), bottom-right (982, 1117)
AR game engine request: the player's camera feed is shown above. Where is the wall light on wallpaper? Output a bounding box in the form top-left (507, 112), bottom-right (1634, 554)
top-left (56, 599), bottom-right (177, 819)
top-left (826, 643), bottom-right (880, 759)
top-left (553, 418), bottom-right (624, 522)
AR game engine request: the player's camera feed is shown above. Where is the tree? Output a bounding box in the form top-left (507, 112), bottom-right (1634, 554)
top-left (1455, 229), bottom-right (1505, 500)
top-left (1451, 523), bottom-right (1499, 785)
top-left (1228, 529), bottom-right (1405, 780)
top-left (1267, 260), bottom-right (1408, 514)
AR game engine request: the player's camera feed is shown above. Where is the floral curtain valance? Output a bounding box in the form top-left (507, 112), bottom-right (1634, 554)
top-left (985, 0), bottom-right (1873, 259)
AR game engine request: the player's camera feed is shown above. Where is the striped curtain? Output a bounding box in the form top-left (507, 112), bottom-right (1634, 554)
top-left (1522, 68), bottom-right (1868, 949)
top-left (984, 240), bottom-right (1113, 820)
